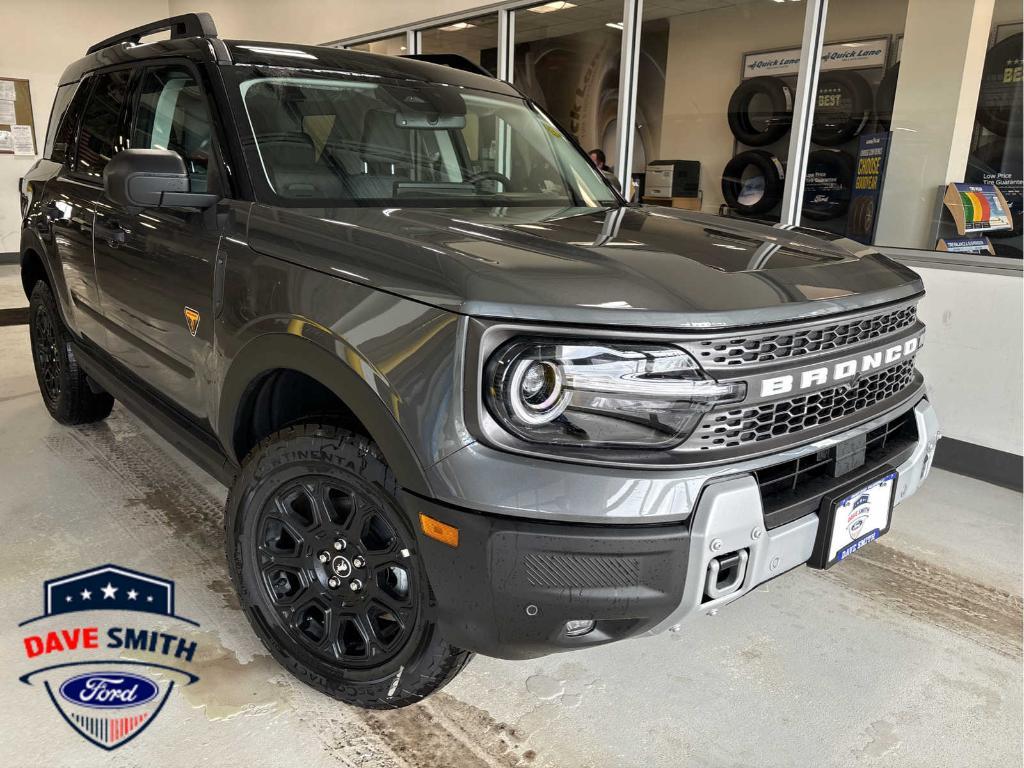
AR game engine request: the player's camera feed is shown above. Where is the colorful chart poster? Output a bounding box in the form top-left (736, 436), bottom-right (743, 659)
top-left (943, 182), bottom-right (1013, 235)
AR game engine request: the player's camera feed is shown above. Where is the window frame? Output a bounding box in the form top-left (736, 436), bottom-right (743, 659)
top-left (125, 59), bottom-right (228, 197)
top-left (66, 65), bottom-right (135, 185)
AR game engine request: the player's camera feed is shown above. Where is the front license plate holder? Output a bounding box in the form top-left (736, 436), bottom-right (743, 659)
top-left (809, 468), bottom-right (898, 569)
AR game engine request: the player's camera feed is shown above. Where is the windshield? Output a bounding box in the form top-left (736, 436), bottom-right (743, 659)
top-left (230, 68), bottom-right (619, 208)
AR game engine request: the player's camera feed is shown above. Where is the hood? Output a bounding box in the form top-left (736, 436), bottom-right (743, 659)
top-left (246, 204), bottom-right (923, 329)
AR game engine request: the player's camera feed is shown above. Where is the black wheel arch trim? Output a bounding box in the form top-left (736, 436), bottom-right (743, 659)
top-left (218, 333), bottom-right (433, 497)
top-left (20, 228), bottom-right (70, 313)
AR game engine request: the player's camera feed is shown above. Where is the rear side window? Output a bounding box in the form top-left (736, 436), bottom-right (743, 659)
top-left (131, 66), bottom-right (214, 192)
top-left (45, 82), bottom-right (85, 164)
top-left (75, 69), bottom-right (131, 180)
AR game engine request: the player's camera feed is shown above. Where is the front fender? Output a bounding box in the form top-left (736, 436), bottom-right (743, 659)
top-left (217, 332), bottom-right (434, 497)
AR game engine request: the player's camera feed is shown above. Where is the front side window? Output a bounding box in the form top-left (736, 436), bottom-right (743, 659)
top-left (131, 66), bottom-right (214, 192)
top-left (231, 69), bottom-right (618, 207)
top-left (75, 69), bottom-right (131, 180)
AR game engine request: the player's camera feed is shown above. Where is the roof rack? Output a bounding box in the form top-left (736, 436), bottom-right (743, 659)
top-left (87, 12), bottom-right (218, 55)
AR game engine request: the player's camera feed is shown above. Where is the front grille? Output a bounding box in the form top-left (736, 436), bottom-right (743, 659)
top-left (684, 304), bottom-right (918, 368)
top-left (691, 358), bottom-right (918, 451)
top-left (756, 407), bottom-right (919, 529)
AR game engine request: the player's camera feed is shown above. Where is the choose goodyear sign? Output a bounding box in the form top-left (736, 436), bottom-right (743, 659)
top-left (16, 565), bottom-right (199, 750)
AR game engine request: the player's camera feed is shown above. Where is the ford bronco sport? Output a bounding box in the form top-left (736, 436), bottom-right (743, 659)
top-left (20, 14), bottom-right (938, 709)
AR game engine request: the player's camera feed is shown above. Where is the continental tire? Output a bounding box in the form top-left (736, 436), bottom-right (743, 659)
top-left (811, 70), bottom-right (873, 146)
top-left (226, 423), bottom-right (472, 709)
top-left (28, 281), bottom-right (114, 425)
top-left (802, 149), bottom-right (856, 221)
top-left (721, 150), bottom-right (785, 216)
top-left (727, 76), bottom-right (793, 146)
top-left (875, 63), bottom-right (899, 130)
top-left (976, 33), bottom-right (1022, 137)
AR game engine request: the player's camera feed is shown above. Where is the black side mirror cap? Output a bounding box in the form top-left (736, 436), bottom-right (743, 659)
top-left (103, 149), bottom-right (218, 209)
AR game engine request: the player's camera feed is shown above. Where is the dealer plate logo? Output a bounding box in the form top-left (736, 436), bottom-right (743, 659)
top-left (16, 564), bottom-right (200, 750)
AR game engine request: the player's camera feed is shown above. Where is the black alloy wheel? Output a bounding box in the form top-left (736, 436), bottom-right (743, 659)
top-left (227, 423), bottom-right (471, 708)
top-left (255, 474), bottom-right (418, 668)
top-left (33, 303), bottom-right (61, 403)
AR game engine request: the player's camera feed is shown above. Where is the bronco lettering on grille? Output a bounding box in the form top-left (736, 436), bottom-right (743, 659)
top-left (760, 337), bottom-right (920, 398)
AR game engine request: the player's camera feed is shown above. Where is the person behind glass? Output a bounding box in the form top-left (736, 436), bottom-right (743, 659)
top-left (590, 148), bottom-right (622, 193)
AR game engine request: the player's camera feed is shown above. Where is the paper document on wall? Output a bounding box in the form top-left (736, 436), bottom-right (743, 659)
top-left (11, 124), bottom-right (33, 155)
top-left (0, 80), bottom-right (15, 102)
top-left (0, 129), bottom-right (12, 153)
top-left (0, 100), bottom-right (15, 125)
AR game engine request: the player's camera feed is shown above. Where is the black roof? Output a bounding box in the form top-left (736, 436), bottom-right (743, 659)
top-left (62, 20), bottom-right (517, 98)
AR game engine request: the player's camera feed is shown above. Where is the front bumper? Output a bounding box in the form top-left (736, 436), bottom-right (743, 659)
top-left (407, 398), bottom-right (939, 659)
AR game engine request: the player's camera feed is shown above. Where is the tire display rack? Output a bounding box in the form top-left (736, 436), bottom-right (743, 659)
top-left (721, 36), bottom-right (893, 234)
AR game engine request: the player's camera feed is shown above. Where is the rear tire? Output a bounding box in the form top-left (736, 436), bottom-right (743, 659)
top-left (29, 281), bottom-right (114, 425)
top-left (226, 423), bottom-right (471, 709)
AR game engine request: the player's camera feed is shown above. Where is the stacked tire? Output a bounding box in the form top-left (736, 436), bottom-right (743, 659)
top-left (722, 71), bottom-right (871, 220)
top-left (723, 76), bottom-right (792, 216)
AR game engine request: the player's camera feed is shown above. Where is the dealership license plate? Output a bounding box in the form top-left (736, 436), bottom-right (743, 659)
top-left (825, 472), bottom-right (897, 567)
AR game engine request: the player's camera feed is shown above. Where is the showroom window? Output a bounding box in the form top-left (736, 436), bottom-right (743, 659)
top-left (637, 0), bottom-right (812, 222)
top-left (328, 0), bottom-right (1022, 260)
top-left (512, 1), bottom-right (625, 171)
top-left (420, 14), bottom-right (500, 76)
top-left (821, 0), bottom-right (1020, 259)
top-left (346, 34), bottom-right (408, 55)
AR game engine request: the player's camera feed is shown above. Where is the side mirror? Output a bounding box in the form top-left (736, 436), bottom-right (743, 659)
top-left (103, 149), bottom-right (217, 209)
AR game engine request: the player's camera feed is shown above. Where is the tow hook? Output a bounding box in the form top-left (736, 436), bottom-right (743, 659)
top-left (704, 549), bottom-right (749, 601)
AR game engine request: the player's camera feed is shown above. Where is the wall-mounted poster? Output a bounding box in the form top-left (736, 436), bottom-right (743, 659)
top-left (0, 78), bottom-right (37, 156)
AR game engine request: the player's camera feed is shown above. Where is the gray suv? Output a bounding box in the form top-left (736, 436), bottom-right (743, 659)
top-left (20, 14), bottom-right (938, 709)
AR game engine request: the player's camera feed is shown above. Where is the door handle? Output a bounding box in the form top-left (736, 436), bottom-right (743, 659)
top-left (36, 202), bottom-right (62, 232)
top-left (97, 221), bottom-right (127, 247)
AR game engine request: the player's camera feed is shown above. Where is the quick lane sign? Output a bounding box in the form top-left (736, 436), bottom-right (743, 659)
top-left (744, 38), bottom-right (889, 78)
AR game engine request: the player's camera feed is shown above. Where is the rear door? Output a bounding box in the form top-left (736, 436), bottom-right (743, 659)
top-left (92, 62), bottom-right (222, 420)
top-left (45, 69), bottom-right (132, 345)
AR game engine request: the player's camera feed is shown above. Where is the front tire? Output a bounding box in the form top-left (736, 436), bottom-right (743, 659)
top-left (28, 281), bottom-right (114, 425)
top-left (226, 423), bottom-right (471, 709)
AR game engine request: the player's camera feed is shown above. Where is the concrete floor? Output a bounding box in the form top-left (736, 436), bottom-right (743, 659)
top-left (0, 265), bottom-right (1021, 767)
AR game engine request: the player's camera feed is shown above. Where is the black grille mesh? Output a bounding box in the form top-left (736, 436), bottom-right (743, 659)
top-left (685, 305), bottom-right (918, 368)
top-left (522, 553), bottom-right (640, 589)
top-left (691, 359), bottom-right (918, 450)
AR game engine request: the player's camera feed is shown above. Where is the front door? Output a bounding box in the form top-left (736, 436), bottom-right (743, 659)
top-left (93, 63), bottom-right (221, 420)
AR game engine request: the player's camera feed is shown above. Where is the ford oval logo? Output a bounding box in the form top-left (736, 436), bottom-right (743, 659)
top-left (58, 672), bottom-right (158, 709)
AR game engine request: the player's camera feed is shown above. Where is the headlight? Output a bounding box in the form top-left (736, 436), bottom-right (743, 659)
top-left (484, 339), bottom-right (745, 448)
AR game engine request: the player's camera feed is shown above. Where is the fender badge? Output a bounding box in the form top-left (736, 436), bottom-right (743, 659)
top-left (183, 307), bottom-right (200, 337)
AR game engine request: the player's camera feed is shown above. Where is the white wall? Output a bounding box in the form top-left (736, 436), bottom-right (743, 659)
top-left (913, 266), bottom-right (1023, 455)
top-left (0, 0), bottom-right (169, 254)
